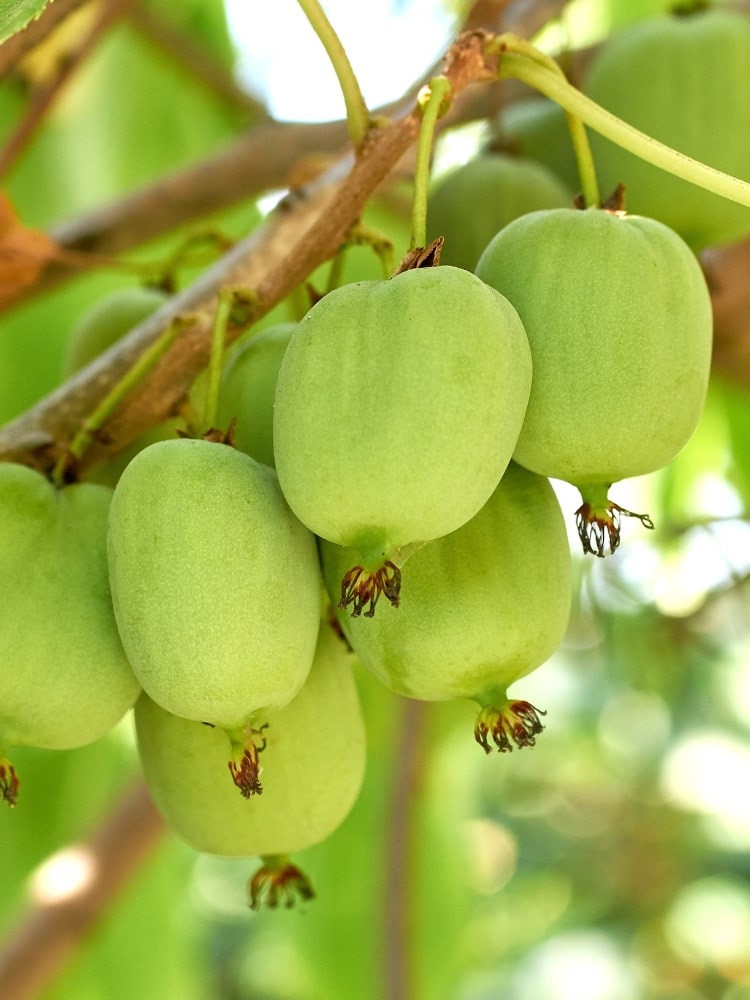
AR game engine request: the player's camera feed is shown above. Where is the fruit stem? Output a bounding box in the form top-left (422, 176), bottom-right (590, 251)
top-left (202, 286), bottom-right (235, 434)
top-left (247, 854), bottom-right (315, 910)
top-left (50, 314), bottom-right (189, 487)
top-left (488, 35), bottom-right (600, 207)
top-left (411, 75), bottom-right (453, 252)
top-left (296, 0), bottom-right (372, 148)
top-left (493, 38), bottom-right (750, 210)
top-left (0, 756), bottom-right (19, 807)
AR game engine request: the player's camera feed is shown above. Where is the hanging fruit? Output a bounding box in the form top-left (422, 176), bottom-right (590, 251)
top-left (107, 437), bottom-right (322, 798)
top-left (273, 264), bottom-right (532, 616)
top-left (0, 463), bottom-right (141, 806)
top-left (475, 205), bottom-right (713, 554)
top-left (320, 461), bottom-right (572, 752)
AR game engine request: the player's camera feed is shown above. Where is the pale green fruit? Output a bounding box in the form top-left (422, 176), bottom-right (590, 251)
top-left (475, 207), bottom-right (713, 554)
top-left (321, 462), bottom-right (572, 753)
top-left (427, 153), bottom-right (572, 271)
top-left (273, 265), bottom-right (532, 615)
top-left (217, 322), bottom-right (296, 467)
top-left (107, 438), bottom-right (322, 795)
top-left (583, 7), bottom-right (750, 251)
top-left (64, 285), bottom-right (168, 376)
top-left (0, 463), bottom-right (141, 805)
top-left (134, 618), bottom-right (366, 906)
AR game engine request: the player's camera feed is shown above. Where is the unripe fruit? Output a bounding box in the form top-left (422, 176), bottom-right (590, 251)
top-left (583, 7), bottom-right (750, 251)
top-left (427, 153), bottom-right (572, 271)
top-left (134, 618), bottom-right (366, 908)
top-left (321, 462), bottom-right (572, 752)
top-left (216, 322), bottom-right (296, 467)
top-left (107, 438), bottom-right (322, 796)
top-left (273, 265), bottom-right (532, 615)
top-left (0, 463), bottom-right (141, 805)
top-left (475, 207), bottom-right (713, 553)
top-left (497, 98), bottom-right (581, 194)
top-left (64, 285), bottom-right (168, 376)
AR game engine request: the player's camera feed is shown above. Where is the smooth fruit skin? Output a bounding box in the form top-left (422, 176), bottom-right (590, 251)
top-left (107, 438), bottom-right (322, 729)
top-left (583, 8), bottom-right (750, 251)
top-left (134, 618), bottom-right (366, 858)
top-left (427, 153), bottom-right (572, 271)
top-left (320, 462), bottom-right (571, 711)
top-left (217, 321), bottom-right (296, 467)
top-left (475, 207), bottom-right (713, 488)
top-left (0, 464), bottom-right (140, 754)
top-left (273, 265), bottom-right (532, 563)
top-left (64, 285), bottom-right (168, 376)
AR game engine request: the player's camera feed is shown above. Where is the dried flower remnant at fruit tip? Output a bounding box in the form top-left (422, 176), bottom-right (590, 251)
top-left (575, 499), bottom-right (655, 557)
top-left (0, 757), bottom-right (19, 807)
top-left (228, 723), bottom-right (269, 797)
top-left (474, 700), bottom-right (547, 754)
top-left (248, 855), bottom-right (316, 910)
top-left (339, 561), bottom-right (401, 618)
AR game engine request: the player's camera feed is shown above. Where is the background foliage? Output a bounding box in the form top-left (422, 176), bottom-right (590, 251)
top-left (2, 1), bottom-right (750, 999)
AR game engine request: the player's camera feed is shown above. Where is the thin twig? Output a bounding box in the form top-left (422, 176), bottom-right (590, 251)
top-left (0, 779), bottom-right (165, 1000)
top-left (0, 0), bottom-right (133, 181)
top-left (0, 0), bottom-right (90, 79)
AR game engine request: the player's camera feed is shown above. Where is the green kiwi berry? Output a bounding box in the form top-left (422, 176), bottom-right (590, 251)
top-left (321, 462), bottom-right (572, 753)
top-left (107, 438), bottom-right (322, 797)
top-left (134, 617), bottom-right (366, 907)
top-left (273, 264), bottom-right (532, 616)
top-left (475, 206), bottom-right (713, 554)
top-left (0, 463), bottom-right (141, 806)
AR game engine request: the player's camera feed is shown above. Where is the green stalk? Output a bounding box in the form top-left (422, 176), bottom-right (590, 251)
top-left (296, 0), bottom-right (371, 147)
top-left (496, 43), bottom-right (750, 210)
top-left (201, 286), bottom-right (236, 434)
top-left (51, 317), bottom-right (187, 487)
top-left (411, 76), bottom-right (453, 251)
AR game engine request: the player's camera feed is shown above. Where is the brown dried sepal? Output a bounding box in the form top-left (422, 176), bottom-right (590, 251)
top-left (393, 236), bottom-right (444, 274)
top-left (228, 723), bottom-right (269, 798)
top-left (248, 855), bottom-right (315, 910)
top-left (575, 500), bottom-right (654, 557)
top-left (474, 700), bottom-right (547, 754)
top-left (0, 757), bottom-right (19, 807)
top-left (339, 561), bottom-right (401, 618)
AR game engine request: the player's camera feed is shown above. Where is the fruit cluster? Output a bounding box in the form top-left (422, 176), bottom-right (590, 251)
top-left (0, 6), bottom-right (727, 903)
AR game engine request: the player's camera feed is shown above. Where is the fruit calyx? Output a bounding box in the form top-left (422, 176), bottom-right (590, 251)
top-left (575, 491), bottom-right (655, 557)
top-left (227, 723), bottom-right (269, 797)
top-left (474, 699), bottom-right (547, 753)
top-left (247, 854), bottom-right (315, 910)
top-left (339, 561), bottom-right (401, 618)
top-left (0, 757), bottom-right (19, 807)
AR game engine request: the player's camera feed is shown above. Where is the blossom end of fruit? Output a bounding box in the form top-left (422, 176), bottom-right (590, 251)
top-left (338, 561), bottom-right (401, 618)
top-left (474, 700), bottom-right (547, 753)
top-left (575, 499), bottom-right (654, 557)
top-left (228, 724), bottom-right (269, 798)
top-left (0, 758), bottom-right (19, 807)
top-left (248, 855), bottom-right (315, 910)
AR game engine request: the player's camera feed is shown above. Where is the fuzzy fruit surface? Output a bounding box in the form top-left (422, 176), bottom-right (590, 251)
top-left (273, 265), bottom-right (532, 559)
top-left (134, 619), bottom-right (366, 857)
top-left (64, 285), bottom-right (168, 376)
top-left (583, 8), bottom-right (750, 251)
top-left (0, 463), bottom-right (140, 752)
top-left (217, 322), bottom-right (296, 468)
top-left (427, 153), bottom-right (572, 271)
top-left (107, 439), bottom-right (321, 728)
top-left (475, 207), bottom-right (713, 487)
top-left (321, 462), bottom-right (571, 704)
